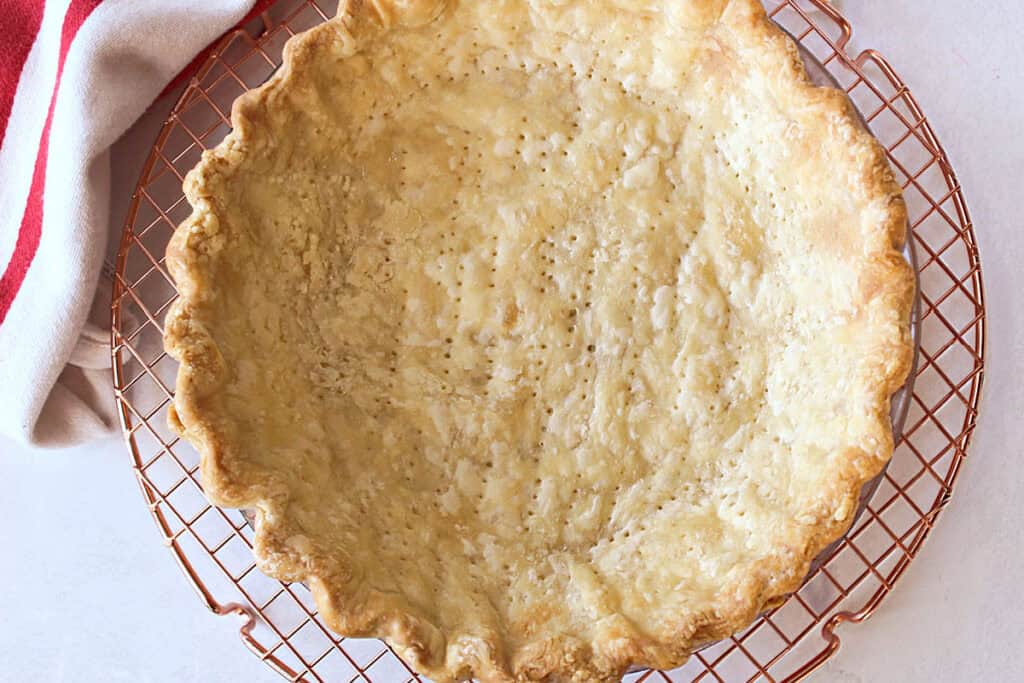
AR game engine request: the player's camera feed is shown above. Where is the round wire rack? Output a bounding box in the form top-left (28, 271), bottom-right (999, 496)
top-left (110, 1), bottom-right (986, 681)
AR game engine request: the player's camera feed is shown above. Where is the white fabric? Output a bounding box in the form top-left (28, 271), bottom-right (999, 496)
top-left (0, 0), bottom-right (257, 448)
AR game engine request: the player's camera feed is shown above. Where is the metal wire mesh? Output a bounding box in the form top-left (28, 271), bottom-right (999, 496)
top-left (110, 1), bottom-right (986, 681)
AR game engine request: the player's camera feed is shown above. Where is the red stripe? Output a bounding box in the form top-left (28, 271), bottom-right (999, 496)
top-left (0, 0), bottom-right (45, 150)
top-left (0, 0), bottom-right (104, 325)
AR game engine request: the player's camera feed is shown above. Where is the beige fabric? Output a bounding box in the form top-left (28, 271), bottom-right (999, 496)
top-left (27, 277), bottom-right (120, 447)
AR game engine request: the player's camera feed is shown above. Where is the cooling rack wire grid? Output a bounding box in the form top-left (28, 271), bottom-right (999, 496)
top-left (110, 1), bottom-right (986, 681)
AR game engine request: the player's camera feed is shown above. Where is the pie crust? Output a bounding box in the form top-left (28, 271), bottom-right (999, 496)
top-left (164, 0), bottom-right (914, 681)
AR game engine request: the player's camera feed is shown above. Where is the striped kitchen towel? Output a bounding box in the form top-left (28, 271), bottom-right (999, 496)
top-left (0, 0), bottom-right (268, 447)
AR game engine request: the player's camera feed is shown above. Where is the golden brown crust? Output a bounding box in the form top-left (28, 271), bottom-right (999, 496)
top-left (164, 1), bottom-right (914, 681)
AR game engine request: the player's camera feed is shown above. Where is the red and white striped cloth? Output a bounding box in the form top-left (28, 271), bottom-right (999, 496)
top-left (0, 0), bottom-right (271, 447)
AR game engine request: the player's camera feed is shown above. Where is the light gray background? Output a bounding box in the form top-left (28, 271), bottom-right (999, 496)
top-left (2, 1), bottom-right (1022, 681)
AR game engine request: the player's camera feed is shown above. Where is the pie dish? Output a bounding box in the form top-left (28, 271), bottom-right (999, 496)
top-left (163, 0), bottom-right (915, 680)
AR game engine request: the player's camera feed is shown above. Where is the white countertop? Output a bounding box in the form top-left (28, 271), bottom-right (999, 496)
top-left (2, 1), bottom-right (1022, 681)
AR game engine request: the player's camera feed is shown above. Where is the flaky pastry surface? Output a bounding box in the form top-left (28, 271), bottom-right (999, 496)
top-left (164, 1), bottom-right (914, 680)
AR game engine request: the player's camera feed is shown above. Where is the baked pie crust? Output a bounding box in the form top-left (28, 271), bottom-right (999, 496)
top-left (164, 0), bottom-right (914, 680)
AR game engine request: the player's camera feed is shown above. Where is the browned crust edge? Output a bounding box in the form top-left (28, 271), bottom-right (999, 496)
top-left (163, 1), bottom-right (916, 681)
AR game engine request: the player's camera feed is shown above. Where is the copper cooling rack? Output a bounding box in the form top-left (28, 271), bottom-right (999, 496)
top-left (110, 1), bottom-right (986, 681)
